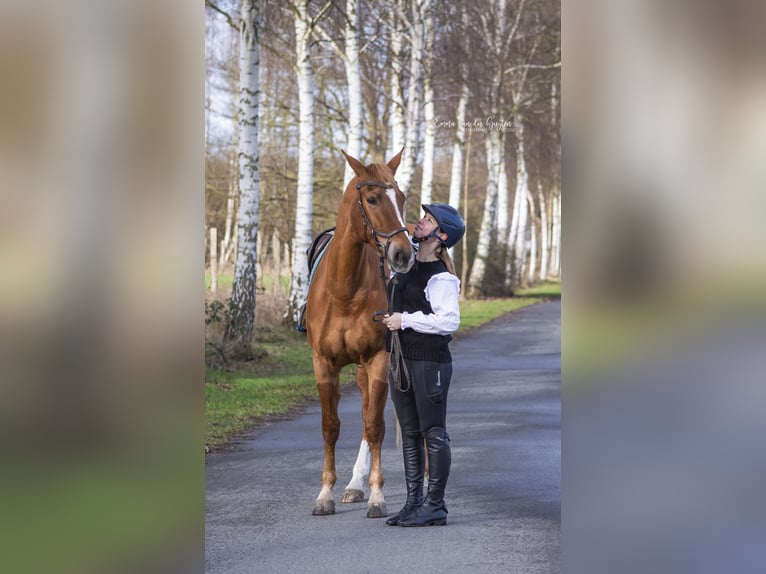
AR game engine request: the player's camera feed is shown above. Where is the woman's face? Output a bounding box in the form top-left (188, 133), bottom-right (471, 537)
top-left (414, 212), bottom-right (440, 240)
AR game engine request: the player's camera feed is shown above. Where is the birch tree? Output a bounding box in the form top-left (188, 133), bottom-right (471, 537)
top-left (287, 1), bottom-right (315, 326)
top-left (343, 0), bottom-right (363, 185)
top-left (527, 191), bottom-right (537, 283)
top-left (310, 0), bottom-right (364, 186)
top-left (389, 2), bottom-right (406, 155)
top-left (547, 72), bottom-right (561, 278)
top-left (447, 3), bottom-right (471, 211)
top-left (286, 0), bottom-right (332, 326)
top-left (505, 117), bottom-right (530, 288)
top-left (548, 189), bottom-right (561, 277)
top-left (419, 0), bottom-right (435, 205)
top-left (504, 8), bottom-right (559, 288)
top-left (537, 182), bottom-right (549, 281)
top-left (224, 0), bottom-right (261, 346)
top-left (388, 0), bottom-right (427, 197)
top-left (467, 0), bottom-right (517, 297)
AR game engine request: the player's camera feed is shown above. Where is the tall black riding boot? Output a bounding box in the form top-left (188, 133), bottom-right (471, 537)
top-left (399, 427), bottom-right (450, 527)
top-left (385, 432), bottom-right (425, 526)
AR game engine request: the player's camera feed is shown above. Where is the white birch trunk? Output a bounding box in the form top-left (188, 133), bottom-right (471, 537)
top-left (225, 0), bottom-right (260, 344)
top-left (389, 4), bottom-right (406, 155)
top-left (506, 119), bottom-right (529, 289)
top-left (548, 190), bottom-right (561, 277)
top-left (419, 0), bottom-right (435, 206)
top-left (447, 83), bottom-right (468, 209)
top-left (538, 182), bottom-right (549, 281)
top-left (397, 0), bottom-right (425, 196)
top-left (527, 192), bottom-right (537, 284)
top-left (288, 3), bottom-right (315, 325)
top-left (448, 4), bottom-right (470, 210)
top-left (496, 138), bottom-right (508, 239)
top-left (219, 147), bottom-right (237, 268)
top-left (466, 129), bottom-right (502, 297)
top-left (343, 0), bottom-right (363, 186)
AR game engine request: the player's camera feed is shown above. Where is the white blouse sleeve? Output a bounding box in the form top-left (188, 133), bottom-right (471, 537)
top-left (400, 272), bottom-right (461, 335)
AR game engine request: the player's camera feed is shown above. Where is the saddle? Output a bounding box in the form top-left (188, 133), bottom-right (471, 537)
top-left (297, 227), bottom-right (335, 333)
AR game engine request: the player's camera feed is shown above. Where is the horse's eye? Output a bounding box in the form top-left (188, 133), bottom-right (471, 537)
top-left (366, 196), bottom-right (378, 206)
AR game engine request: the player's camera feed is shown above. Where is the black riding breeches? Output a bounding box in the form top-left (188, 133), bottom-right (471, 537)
top-left (389, 357), bottom-right (452, 437)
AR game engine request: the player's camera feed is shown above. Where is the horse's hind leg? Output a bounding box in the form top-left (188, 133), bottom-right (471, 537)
top-left (341, 438), bottom-right (370, 503)
top-left (312, 360), bottom-right (341, 516)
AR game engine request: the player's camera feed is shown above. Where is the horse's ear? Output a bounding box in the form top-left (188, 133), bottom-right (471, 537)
top-left (387, 147), bottom-right (404, 174)
top-left (341, 150), bottom-right (366, 177)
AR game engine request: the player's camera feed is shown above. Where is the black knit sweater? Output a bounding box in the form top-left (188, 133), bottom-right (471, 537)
top-left (386, 260), bottom-right (453, 363)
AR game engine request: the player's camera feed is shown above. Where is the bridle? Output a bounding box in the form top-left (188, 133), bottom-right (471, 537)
top-left (356, 180), bottom-right (415, 390)
top-left (355, 180), bottom-right (410, 281)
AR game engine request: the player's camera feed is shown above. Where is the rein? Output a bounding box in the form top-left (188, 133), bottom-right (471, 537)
top-left (357, 179), bottom-right (413, 392)
top-left (356, 180), bottom-right (409, 282)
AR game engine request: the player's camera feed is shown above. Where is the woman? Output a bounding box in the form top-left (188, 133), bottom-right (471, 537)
top-left (382, 203), bottom-right (466, 527)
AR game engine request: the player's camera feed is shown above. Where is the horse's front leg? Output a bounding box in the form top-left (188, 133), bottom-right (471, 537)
top-left (312, 359), bottom-right (341, 516)
top-left (363, 352), bottom-right (390, 518)
top-left (342, 364), bottom-right (370, 504)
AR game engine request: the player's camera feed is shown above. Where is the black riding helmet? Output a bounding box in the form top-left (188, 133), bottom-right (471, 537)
top-left (420, 203), bottom-right (466, 248)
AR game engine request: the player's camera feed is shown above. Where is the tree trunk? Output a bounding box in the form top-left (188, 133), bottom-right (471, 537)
top-left (548, 190), bottom-right (561, 277)
top-left (389, 3), bottom-right (406, 155)
top-left (448, 83), bottom-right (468, 209)
top-left (505, 118), bottom-right (529, 289)
top-left (459, 127), bottom-right (472, 277)
top-left (466, 128), bottom-right (502, 297)
top-left (397, 0), bottom-right (425, 196)
top-left (496, 136), bottom-right (508, 240)
top-left (225, 0), bottom-right (260, 345)
top-left (448, 3), bottom-right (470, 211)
top-left (538, 182), bottom-right (549, 281)
top-left (419, 0), bottom-right (435, 206)
top-left (219, 146), bottom-right (237, 268)
top-left (343, 0), bottom-right (363, 185)
top-left (526, 192), bottom-right (537, 284)
top-left (287, 1), bottom-right (315, 326)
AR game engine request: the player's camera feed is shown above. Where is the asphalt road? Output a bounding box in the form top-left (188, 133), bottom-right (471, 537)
top-left (205, 300), bottom-right (560, 574)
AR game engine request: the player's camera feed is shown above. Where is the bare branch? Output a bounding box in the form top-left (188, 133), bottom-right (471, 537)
top-left (503, 62), bottom-right (561, 74)
top-left (206, 0), bottom-right (238, 31)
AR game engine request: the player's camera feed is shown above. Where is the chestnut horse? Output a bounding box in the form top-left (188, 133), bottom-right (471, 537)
top-left (306, 149), bottom-right (414, 518)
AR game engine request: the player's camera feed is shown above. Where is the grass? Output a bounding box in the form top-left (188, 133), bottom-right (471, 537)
top-left (205, 327), bottom-right (356, 450)
top-left (205, 280), bottom-right (560, 451)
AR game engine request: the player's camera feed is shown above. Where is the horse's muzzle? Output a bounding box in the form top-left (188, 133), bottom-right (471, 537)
top-left (389, 241), bottom-right (415, 273)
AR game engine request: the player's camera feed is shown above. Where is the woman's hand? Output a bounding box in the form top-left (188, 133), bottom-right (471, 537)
top-left (382, 312), bottom-right (402, 331)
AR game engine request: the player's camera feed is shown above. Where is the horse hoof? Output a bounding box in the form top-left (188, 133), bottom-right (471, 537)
top-left (341, 489), bottom-right (365, 503)
top-left (312, 500), bottom-right (335, 516)
top-left (366, 503), bottom-right (387, 519)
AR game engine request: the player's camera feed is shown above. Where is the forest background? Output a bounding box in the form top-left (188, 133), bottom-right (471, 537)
top-left (204, 0), bottom-right (561, 347)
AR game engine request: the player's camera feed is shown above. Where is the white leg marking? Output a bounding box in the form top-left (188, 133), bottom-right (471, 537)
top-left (344, 439), bottom-right (371, 492)
top-left (317, 484), bottom-right (333, 501)
top-left (368, 485), bottom-right (385, 508)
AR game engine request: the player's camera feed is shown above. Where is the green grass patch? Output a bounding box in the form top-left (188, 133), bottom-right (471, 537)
top-left (458, 282), bottom-right (559, 331)
top-left (458, 297), bottom-right (539, 331)
top-left (205, 326), bottom-right (356, 450)
top-left (516, 280), bottom-right (561, 299)
top-left (205, 270), bottom-right (233, 292)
